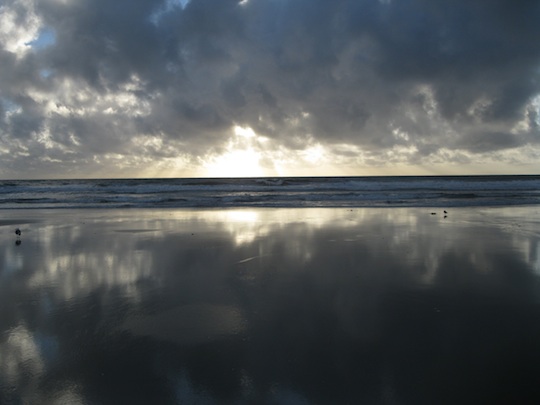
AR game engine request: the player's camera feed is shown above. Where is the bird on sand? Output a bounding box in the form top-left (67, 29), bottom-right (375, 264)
top-left (15, 228), bottom-right (21, 236)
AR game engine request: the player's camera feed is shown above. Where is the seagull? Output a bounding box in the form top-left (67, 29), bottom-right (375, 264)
top-left (15, 228), bottom-right (21, 236)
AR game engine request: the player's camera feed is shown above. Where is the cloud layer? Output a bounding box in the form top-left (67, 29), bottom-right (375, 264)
top-left (1, 0), bottom-right (540, 178)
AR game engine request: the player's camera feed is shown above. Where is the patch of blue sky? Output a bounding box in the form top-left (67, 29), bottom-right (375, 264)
top-left (150, 0), bottom-right (190, 26)
top-left (25, 28), bottom-right (56, 50)
top-left (40, 69), bottom-right (53, 79)
top-left (0, 98), bottom-right (21, 114)
top-left (532, 95), bottom-right (540, 126)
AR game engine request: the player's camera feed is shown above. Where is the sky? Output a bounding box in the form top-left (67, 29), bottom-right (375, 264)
top-left (1, 0), bottom-right (540, 179)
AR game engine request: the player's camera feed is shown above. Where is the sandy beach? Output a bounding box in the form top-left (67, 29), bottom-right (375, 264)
top-left (2, 206), bottom-right (540, 403)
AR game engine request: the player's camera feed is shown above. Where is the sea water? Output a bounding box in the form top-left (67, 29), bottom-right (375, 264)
top-left (1, 175), bottom-right (539, 209)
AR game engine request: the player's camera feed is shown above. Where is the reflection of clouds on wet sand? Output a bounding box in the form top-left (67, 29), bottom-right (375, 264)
top-left (0, 325), bottom-right (83, 404)
top-left (28, 248), bottom-right (153, 302)
top-left (1, 207), bottom-right (540, 403)
top-left (1, 325), bottom-right (44, 387)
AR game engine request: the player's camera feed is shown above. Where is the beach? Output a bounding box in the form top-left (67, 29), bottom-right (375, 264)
top-left (2, 206), bottom-right (540, 403)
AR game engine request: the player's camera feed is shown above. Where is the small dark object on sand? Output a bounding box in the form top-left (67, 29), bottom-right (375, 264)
top-left (431, 212), bottom-right (437, 215)
top-left (15, 228), bottom-right (22, 245)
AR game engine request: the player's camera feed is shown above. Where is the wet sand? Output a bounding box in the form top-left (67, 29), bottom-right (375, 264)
top-left (1, 207), bottom-right (540, 404)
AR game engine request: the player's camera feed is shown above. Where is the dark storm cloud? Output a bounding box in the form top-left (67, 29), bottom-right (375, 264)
top-left (1, 0), bottom-right (540, 176)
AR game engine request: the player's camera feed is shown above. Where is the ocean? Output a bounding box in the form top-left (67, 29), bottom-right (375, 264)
top-left (1, 175), bottom-right (539, 209)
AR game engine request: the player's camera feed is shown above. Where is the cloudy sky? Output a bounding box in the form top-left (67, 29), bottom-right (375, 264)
top-left (1, 0), bottom-right (540, 178)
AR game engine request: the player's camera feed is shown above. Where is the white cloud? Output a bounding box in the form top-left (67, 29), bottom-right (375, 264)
top-left (0, 0), bottom-right (42, 55)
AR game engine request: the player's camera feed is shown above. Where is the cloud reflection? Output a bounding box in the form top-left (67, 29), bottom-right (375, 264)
top-left (1, 207), bottom-right (540, 403)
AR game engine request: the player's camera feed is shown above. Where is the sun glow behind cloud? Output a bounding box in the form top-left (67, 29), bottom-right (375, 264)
top-left (202, 126), bottom-right (266, 178)
top-left (199, 126), bottom-right (353, 178)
